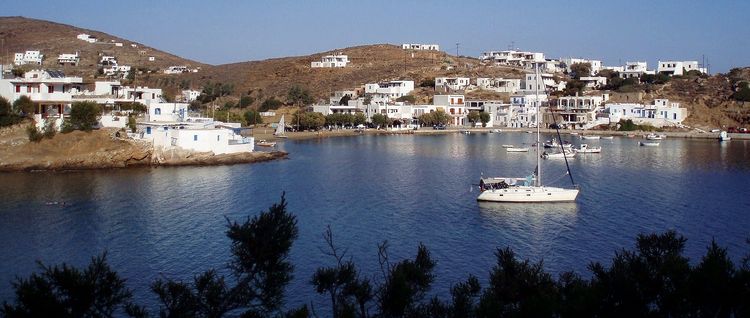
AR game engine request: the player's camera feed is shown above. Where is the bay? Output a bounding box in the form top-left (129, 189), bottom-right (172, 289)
top-left (1, 132), bottom-right (749, 310)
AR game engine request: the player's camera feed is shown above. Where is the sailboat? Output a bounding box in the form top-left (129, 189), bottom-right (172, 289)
top-left (274, 115), bottom-right (288, 138)
top-left (477, 64), bottom-right (579, 203)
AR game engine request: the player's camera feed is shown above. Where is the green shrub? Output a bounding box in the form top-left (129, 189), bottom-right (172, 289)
top-left (26, 124), bottom-right (43, 142)
top-left (42, 119), bottom-right (56, 139)
top-left (67, 101), bottom-right (102, 132)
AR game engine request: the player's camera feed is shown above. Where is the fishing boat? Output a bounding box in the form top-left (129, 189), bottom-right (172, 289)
top-left (639, 141), bottom-right (660, 147)
top-left (544, 139), bottom-right (572, 149)
top-left (601, 136), bottom-right (614, 140)
top-left (506, 147), bottom-right (529, 152)
top-left (274, 115), bottom-right (288, 138)
top-left (718, 131), bottom-right (731, 141)
top-left (256, 139), bottom-right (276, 147)
top-left (645, 133), bottom-right (663, 140)
top-left (477, 64), bottom-right (579, 203)
top-left (574, 143), bottom-right (601, 153)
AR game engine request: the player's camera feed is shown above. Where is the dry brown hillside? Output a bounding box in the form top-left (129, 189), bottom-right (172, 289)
top-left (0, 16), bottom-right (205, 80)
top-left (178, 44), bottom-right (526, 102)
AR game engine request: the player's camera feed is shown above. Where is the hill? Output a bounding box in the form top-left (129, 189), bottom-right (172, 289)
top-left (0, 16), bottom-right (205, 80)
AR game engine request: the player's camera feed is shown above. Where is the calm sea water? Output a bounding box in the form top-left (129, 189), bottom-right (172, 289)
top-left (1, 133), bottom-right (749, 311)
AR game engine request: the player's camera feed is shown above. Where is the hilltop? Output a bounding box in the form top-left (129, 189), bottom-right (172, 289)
top-left (0, 16), bottom-right (205, 79)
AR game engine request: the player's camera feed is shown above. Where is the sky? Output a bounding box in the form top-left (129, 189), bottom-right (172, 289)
top-left (3, 0), bottom-right (748, 73)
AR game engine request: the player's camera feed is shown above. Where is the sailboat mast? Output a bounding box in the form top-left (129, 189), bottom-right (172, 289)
top-left (534, 63), bottom-right (541, 187)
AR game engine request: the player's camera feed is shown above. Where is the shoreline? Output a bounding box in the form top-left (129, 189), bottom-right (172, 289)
top-left (253, 127), bottom-right (750, 141)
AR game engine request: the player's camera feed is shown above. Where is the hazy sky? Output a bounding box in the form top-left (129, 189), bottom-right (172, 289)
top-left (4, 0), bottom-right (748, 73)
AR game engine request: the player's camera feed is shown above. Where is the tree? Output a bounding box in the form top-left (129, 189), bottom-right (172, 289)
top-left (67, 101), bottom-right (102, 132)
top-left (419, 78), bottom-right (435, 88)
top-left (688, 240), bottom-right (737, 317)
top-left (26, 124), bottom-right (43, 142)
top-left (260, 98), bottom-right (283, 112)
top-left (0, 253), bottom-right (144, 317)
top-left (287, 85), bottom-right (314, 107)
top-left (12, 96), bottom-right (35, 116)
top-left (570, 62), bottom-right (592, 79)
top-left (338, 95), bottom-right (351, 106)
top-left (189, 100), bottom-right (202, 112)
top-left (479, 111), bottom-right (490, 127)
top-left (733, 82), bottom-right (750, 102)
top-left (239, 96), bottom-right (255, 108)
top-left (371, 113), bottom-right (389, 129)
top-left (377, 243), bottom-right (436, 317)
top-left (244, 110), bottom-right (263, 126)
top-left (467, 111), bottom-right (480, 125)
top-left (152, 193), bottom-right (300, 317)
top-left (563, 79), bottom-right (586, 96)
top-left (353, 113), bottom-right (366, 126)
top-left (127, 115), bottom-right (137, 133)
top-left (294, 111), bottom-right (325, 130)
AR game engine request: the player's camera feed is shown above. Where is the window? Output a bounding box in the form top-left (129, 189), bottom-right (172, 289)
top-left (217, 135), bottom-right (220, 141)
top-left (27, 86), bottom-right (31, 93)
top-left (146, 127), bottom-right (151, 134)
top-left (15, 85), bottom-right (20, 93)
top-left (48, 85), bottom-right (54, 93)
top-left (154, 108), bottom-right (161, 115)
top-left (193, 135), bottom-right (198, 141)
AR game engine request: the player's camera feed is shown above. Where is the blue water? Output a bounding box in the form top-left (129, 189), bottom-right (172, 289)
top-left (1, 133), bottom-right (749, 311)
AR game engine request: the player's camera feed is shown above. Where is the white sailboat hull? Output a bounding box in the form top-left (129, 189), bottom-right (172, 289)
top-left (477, 186), bottom-right (579, 203)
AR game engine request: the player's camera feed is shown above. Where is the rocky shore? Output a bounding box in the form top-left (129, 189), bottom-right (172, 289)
top-left (0, 126), bottom-right (287, 172)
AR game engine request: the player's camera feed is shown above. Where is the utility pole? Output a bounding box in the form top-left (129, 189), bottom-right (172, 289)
top-left (455, 42), bottom-right (460, 57)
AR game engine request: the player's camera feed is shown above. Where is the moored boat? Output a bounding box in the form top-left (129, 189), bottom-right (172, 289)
top-left (639, 141), bottom-right (660, 147)
top-left (506, 147), bottom-right (529, 152)
top-left (574, 143), bottom-right (601, 153)
top-left (256, 140), bottom-right (276, 147)
top-left (542, 149), bottom-right (577, 159)
top-left (718, 131), bottom-right (731, 141)
top-left (580, 135), bottom-right (600, 140)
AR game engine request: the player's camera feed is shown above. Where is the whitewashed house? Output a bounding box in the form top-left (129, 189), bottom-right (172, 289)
top-left (509, 94), bottom-right (548, 128)
top-left (435, 77), bottom-right (470, 91)
top-left (100, 56), bottom-right (118, 66)
top-left (657, 61), bottom-right (706, 75)
top-left (164, 66), bottom-right (189, 74)
top-left (103, 65), bottom-right (131, 78)
top-left (311, 53), bottom-right (349, 68)
top-left (0, 70), bottom-right (83, 130)
top-left (620, 62), bottom-right (654, 79)
top-left (522, 73), bottom-right (564, 92)
top-left (57, 53), bottom-right (80, 66)
top-left (579, 76), bottom-right (608, 89)
top-left (433, 94), bottom-right (467, 126)
top-left (480, 50), bottom-right (546, 69)
top-left (141, 119), bottom-right (254, 155)
top-left (477, 78), bottom-right (521, 93)
top-left (329, 90), bottom-right (359, 105)
top-left (14, 51), bottom-right (43, 66)
top-left (402, 43), bottom-right (440, 51)
top-left (560, 58), bottom-right (602, 75)
top-left (606, 99), bottom-right (687, 127)
top-left (77, 34), bottom-right (97, 43)
top-left (365, 80), bottom-right (414, 99)
top-left (548, 94), bottom-right (610, 129)
top-left (181, 89), bottom-right (201, 102)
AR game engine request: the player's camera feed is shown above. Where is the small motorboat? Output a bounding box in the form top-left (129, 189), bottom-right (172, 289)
top-left (601, 136), bottom-right (614, 140)
top-left (645, 133), bottom-right (663, 140)
top-left (501, 144), bottom-right (515, 148)
top-left (718, 131), bottom-right (731, 141)
top-left (639, 141), bottom-right (660, 147)
top-left (575, 143), bottom-right (601, 153)
top-left (542, 150), bottom-right (576, 159)
top-left (506, 147), bottom-right (529, 152)
top-left (580, 135), bottom-right (601, 140)
top-left (255, 140), bottom-right (276, 147)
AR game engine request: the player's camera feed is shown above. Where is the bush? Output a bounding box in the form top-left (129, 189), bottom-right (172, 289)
top-left (420, 78), bottom-right (435, 87)
top-left (26, 124), bottom-right (43, 142)
top-left (67, 101), bottom-right (102, 132)
top-left (244, 110), bottom-right (263, 125)
top-left (127, 115), bottom-right (137, 133)
top-left (259, 97), bottom-right (283, 112)
top-left (733, 82), bottom-right (750, 102)
top-left (42, 119), bottom-right (56, 139)
top-left (12, 96), bottom-right (35, 116)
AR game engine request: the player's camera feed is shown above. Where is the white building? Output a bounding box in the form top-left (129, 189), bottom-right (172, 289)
top-left (100, 56), bottom-right (118, 66)
top-left (57, 53), bottom-right (80, 66)
top-left (433, 94), bottom-right (467, 126)
top-left (311, 53), bottom-right (349, 68)
top-left (365, 80), bottom-right (414, 99)
top-left (657, 60), bottom-right (706, 75)
top-left (0, 70), bottom-right (83, 130)
top-left (401, 43), bottom-right (440, 51)
top-left (103, 65), bottom-right (131, 78)
top-left (480, 50), bottom-right (546, 69)
top-left (329, 90), bottom-right (360, 105)
top-left (560, 58), bottom-right (602, 75)
top-left (522, 73), bottom-right (564, 92)
top-left (620, 62), bottom-right (654, 79)
top-left (548, 94), bottom-right (610, 129)
top-left (181, 89), bottom-right (201, 102)
top-left (579, 76), bottom-right (607, 89)
top-left (77, 33), bottom-right (97, 43)
top-left (14, 51), bottom-right (43, 66)
top-left (606, 99), bottom-right (688, 127)
top-left (164, 66), bottom-right (189, 74)
top-left (477, 78), bottom-right (521, 93)
top-left (510, 94), bottom-right (548, 128)
top-left (142, 120), bottom-right (253, 155)
top-left (435, 77), bottom-right (470, 91)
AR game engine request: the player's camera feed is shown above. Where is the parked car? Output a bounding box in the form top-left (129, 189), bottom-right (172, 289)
top-left (433, 124), bottom-right (446, 130)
